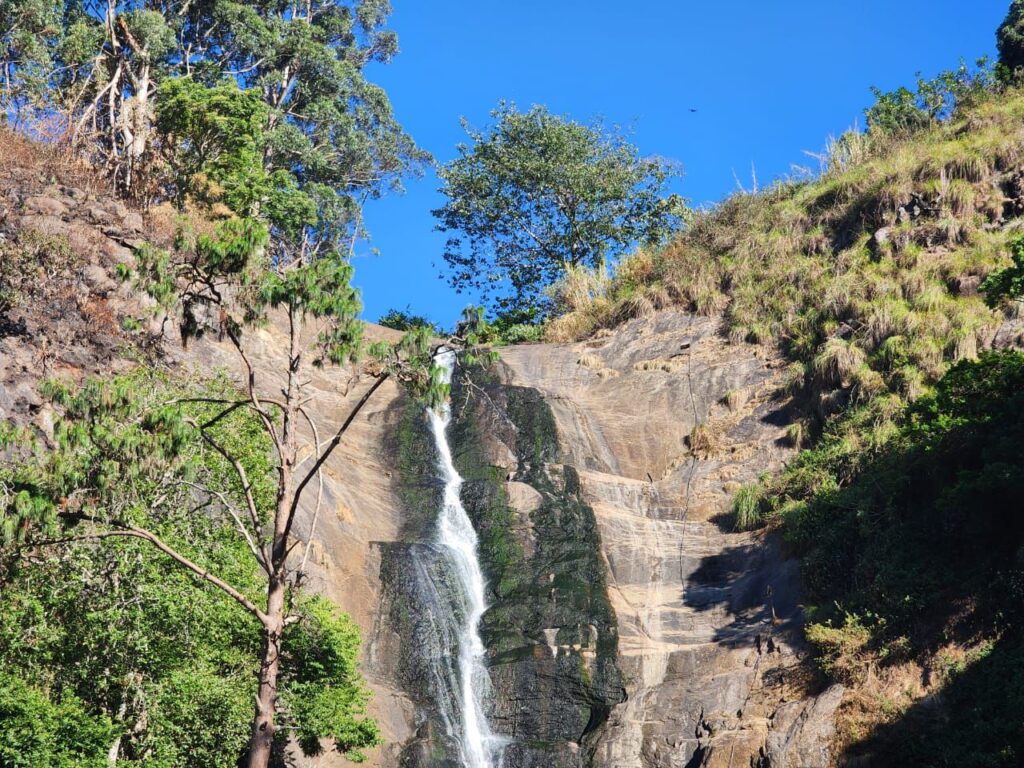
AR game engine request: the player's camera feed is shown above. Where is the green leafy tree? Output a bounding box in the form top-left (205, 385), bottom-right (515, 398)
top-left (998, 0), bottom-right (1024, 78)
top-left (0, 0), bottom-right (426, 202)
top-left (434, 102), bottom-right (686, 315)
top-left (0, 367), bottom-right (405, 766)
top-left (982, 234), bottom-right (1024, 305)
top-left (866, 60), bottom-right (994, 137)
top-left (0, 673), bottom-right (117, 768)
top-left (377, 306), bottom-right (442, 334)
top-left (5, 121), bottom-right (481, 768)
top-left (0, 0), bottom-right (62, 123)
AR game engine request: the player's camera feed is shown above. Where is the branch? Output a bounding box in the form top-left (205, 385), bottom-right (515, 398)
top-left (54, 513), bottom-right (268, 625)
top-left (224, 323), bottom-right (282, 451)
top-left (187, 420), bottom-right (272, 567)
top-left (296, 405), bottom-right (324, 579)
top-left (181, 480), bottom-right (269, 575)
top-left (284, 373), bottom-right (389, 536)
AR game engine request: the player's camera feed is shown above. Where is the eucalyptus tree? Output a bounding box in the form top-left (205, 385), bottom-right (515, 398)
top-left (0, 0), bottom-right (419, 206)
top-left (434, 102), bottom-right (687, 315)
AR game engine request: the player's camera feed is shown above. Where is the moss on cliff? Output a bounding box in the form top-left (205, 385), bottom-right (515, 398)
top-left (449, 367), bottom-right (624, 765)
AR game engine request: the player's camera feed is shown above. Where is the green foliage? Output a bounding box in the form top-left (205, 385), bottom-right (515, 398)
top-left (982, 233), bottom-right (1024, 304)
top-left (0, 0), bottom-right (428, 201)
top-left (0, 369), bottom-right (380, 765)
top-left (866, 60), bottom-right (994, 137)
top-left (155, 78), bottom-right (274, 217)
top-left (0, 0), bottom-right (62, 119)
top-left (377, 307), bottom-right (443, 334)
top-left (998, 0), bottom-right (1024, 77)
top-left (0, 673), bottom-right (117, 768)
top-left (772, 351), bottom-right (1024, 649)
top-left (281, 595), bottom-right (381, 761)
top-left (435, 102), bottom-right (687, 314)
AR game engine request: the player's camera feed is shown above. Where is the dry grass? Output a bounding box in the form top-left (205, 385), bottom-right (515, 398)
top-left (687, 421), bottom-right (723, 458)
top-left (0, 126), bottom-right (107, 195)
top-left (545, 89), bottom-right (1024, 418)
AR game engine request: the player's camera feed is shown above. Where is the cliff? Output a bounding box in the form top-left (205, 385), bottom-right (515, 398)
top-left (0, 132), bottom-right (841, 767)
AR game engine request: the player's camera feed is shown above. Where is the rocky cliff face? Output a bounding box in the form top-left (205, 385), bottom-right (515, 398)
top-left (370, 313), bottom-right (844, 768)
top-left (0, 150), bottom-right (843, 767)
top-left (494, 314), bottom-right (843, 768)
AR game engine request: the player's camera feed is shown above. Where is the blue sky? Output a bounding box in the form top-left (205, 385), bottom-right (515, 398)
top-left (355, 1), bottom-right (1007, 328)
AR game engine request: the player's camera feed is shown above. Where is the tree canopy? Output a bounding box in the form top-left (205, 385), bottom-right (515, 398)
top-left (434, 103), bottom-right (686, 316)
top-left (998, 0), bottom-right (1024, 76)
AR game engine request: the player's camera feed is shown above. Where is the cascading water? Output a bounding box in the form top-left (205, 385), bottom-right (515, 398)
top-left (426, 350), bottom-right (501, 768)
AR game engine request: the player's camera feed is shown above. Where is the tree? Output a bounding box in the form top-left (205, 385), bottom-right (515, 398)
top-left (377, 306), bottom-right (442, 334)
top-left (998, 0), bottom-right (1024, 77)
top-left (0, 0), bottom-right (425, 204)
top-left (982, 234), bottom-right (1024, 305)
top-left (2, 92), bottom-right (483, 765)
top-left (433, 102), bottom-right (686, 315)
top-left (0, 5), bottom-right (454, 767)
top-left (865, 61), bottom-right (994, 138)
top-left (0, 371), bottom-right (390, 767)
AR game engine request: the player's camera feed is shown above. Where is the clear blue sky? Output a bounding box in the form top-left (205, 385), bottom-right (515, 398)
top-left (355, 1), bottom-right (1006, 328)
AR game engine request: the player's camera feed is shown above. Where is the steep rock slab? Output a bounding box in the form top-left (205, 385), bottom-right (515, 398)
top-left (498, 313), bottom-right (841, 768)
top-left (376, 369), bottom-right (627, 767)
top-left (188, 324), bottom-right (417, 768)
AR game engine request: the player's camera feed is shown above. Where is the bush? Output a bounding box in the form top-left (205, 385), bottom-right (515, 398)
top-left (377, 307), bottom-right (442, 334)
top-left (0, 673), bottom-right (117, 768)
top-left (998, 1), bottom-right (1024, 77)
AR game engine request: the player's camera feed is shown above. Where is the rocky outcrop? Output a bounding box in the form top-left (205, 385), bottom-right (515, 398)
top-left (497, 313), bottom-right (842, 768)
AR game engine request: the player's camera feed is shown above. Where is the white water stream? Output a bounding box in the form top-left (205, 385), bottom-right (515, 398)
top-left (427, 350), bottom-right (500, 768)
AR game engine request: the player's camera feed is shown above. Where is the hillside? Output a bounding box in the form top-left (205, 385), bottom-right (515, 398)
top-left (545, 87), bottom-right (1024, 765)
top-left (3, 24), bottom-right (1024, 768)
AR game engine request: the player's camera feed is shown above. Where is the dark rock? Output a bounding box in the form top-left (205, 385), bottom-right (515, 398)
top-left (953, 274), bottom-right (982, 297)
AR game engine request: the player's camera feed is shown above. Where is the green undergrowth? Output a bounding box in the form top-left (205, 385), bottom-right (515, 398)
top-left (764, 351), bottom-right (1024, 766)
top-left (0, 368), bottom-right (378, 767)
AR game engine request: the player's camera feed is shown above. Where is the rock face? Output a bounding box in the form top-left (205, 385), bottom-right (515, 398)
top-left (190, 309), bottom-right (844, 768)
top-left (0, 149), bottom-right (843, 767)
top-left (494, 314), bottom-right (843, 768)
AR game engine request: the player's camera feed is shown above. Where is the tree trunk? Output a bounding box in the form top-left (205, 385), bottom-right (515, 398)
top-left (246, 578), bottom-right (285, 768)
top-left (246, 303), bottom-right (302, 768)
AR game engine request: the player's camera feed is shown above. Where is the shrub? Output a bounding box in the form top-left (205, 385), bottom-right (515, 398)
top-left (732, 483), bottom-right (765, 530)
top-left (377, 307), bottom-right (442, 334)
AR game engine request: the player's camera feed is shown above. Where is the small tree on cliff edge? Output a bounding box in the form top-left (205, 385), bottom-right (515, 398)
top-left (434, 102), bottom-right (687, 317)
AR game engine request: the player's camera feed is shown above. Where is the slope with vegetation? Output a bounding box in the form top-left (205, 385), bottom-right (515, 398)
top-left (0, 1), bottom-right (466, 766)
top-left (542, 58), bottom-right (1024, 766)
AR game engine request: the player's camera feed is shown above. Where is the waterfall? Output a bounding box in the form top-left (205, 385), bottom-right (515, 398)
top-left (426, 350), bottom-right (500, 768)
